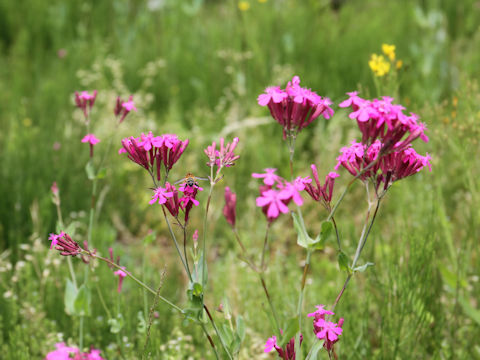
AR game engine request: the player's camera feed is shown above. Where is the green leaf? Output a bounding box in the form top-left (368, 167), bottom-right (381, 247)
top-left (219, 324), bottom-right (234, 348)
top-left (320, 221), bottom-right (334, 243)
top-left (85, 161), bottom-right (95, 180)
top-left (137, 311), bottom-right (147, 334)
top-left (74, 284), bottom-right (91, 316)
top-left (108, 314), bottom-right (124, 333)
top-left (337, 251), bottom-right (351, 274)
top-left (459, 297), bottom-right (480, 326)
top-left (353, 262), bottom-right (375, 273)
top-left (64, 279), bottom-right (78, 316)
top-left (222, 295), bottom-right (232, 320)
top-left (96, 167), bottom-right (107, 179)
top-left (192, 251), bottom-right (208, 287)
top-left (292, 212), bottom-right (313, 249)
top-left (231, 334), bottom-right (242, 355)
top-left (278, 317), bottom-right (299, 347)
top-left (236, 315), bottom-right (245, 342)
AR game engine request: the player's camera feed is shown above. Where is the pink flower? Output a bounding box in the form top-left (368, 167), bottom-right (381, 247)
top-left (45, 342), bottom-right (79, 360)
top-left (114, 95), bottom-right (137, 123)
top-left (204, 137), bottom-right (240, 173)
top-left (192, 229), bottom-right (199, 249)
top-left (48, 232), bottom-right (65, 249)
top-left (308, 304), bottom-right (335, 335)
top-left (339, 92), bottom-right (428, 153)
top-left (81, 134), bottom-right (100, 145)
top-left (179, 183), bottom-right (203, 223)
top-left (51, 182), bottom-right (59, 196)
top-left (315, 318), bottom-right (344, 351)
top-left (256, 188), bottom-right (291, 221)
top-left (119, 133), bottom-right (189, 182)
top-left (45, 343), bottom-right (105, 360)
top-left (82, 134), bottom-right (100, 158)
top-left (163, 182), bottom-right (181, 218)
top-left (114, 267), bottom-right (127, 293)
top-left (149, 187), bottom-right (174, 205)
top-left (304, 165), bottom-right (339, 205)
top-left (74, 90), bottom-right (97, 120)
top-left (223, 187), bottom-right (237, 227)
top-left (264, 333), bottom-right (302, 359)
top-left (264, 335), bottom-right (277, 353)
top-left (49, 232), bottom-right (81, 257)
top-left (251, 168), bottom-right (280, 186)
top-left (258, 76), bottom-right (334, 138)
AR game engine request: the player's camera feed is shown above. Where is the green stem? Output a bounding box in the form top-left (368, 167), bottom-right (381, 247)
top-left (294, 249), bottom-right (312, 360)
top-left (79, 316), bottom-right (84, 350)
top-left (95, 281), bottom-right (112, 319)
top-left (260, 222), bottom-right (271, 271)
top-left (91, 253), bottom-right (183, 313)
top-left (161, 207), bottom-right (192, 282)
top-left (259, 275), bottom-right (281, 337)
top-left (204, 304), bottom-right (234, 360)
top-left (200, 323), bottom-right (221, 360)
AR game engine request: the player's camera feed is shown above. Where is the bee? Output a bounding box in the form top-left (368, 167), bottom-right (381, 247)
top-left (174, 173), bottom-right (209, 188)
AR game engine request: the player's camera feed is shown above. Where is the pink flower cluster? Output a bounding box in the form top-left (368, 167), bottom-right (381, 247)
top-left (114, 95), bottom-right (137, 123)
top-left (308, 305), bottom-right (343, 352)
top-left (119, 132), bottom-right (189, 181)
top-left (204, 137), bottom-right (240, 174)
top-left (45, 342), bottom-right (104, 360)
top-left (253, 168), bottom-right (311, 222)
top-left (339, 92), bottom-right (428, 153)
top-left (335, 93), bottom-right (431, 189)
top-left (48, 232), bottom-right (80, 257)
top-left (335, 140), bottom-right (431, 190)
top-left (304, 165), bottom-right (339, 207)
top-left (257, 76), bottom-right (334, 139)
top-left (75, 90), bottom-right (97, 119)
top-left (149, 181), bottom-right (203, 223)
top-left (264, 334), bottom-right (302, 360)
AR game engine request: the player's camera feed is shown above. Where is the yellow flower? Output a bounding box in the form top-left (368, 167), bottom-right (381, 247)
top-left (369, 54), bottom-right (390, 77)
top-left (396, 60), bottom-right (403, 69)
top-left (238, 1), bottom-right (250, 11)
top-left (258, 0), bottom-right (267, 2)
top-left (452, 96), bottom-right (458, 107)
top-left (382, 43), bottom-right (396, 61)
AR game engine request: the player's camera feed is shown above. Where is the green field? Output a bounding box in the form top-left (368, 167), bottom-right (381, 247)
top-left (0, 0), bottom-right (479, 359)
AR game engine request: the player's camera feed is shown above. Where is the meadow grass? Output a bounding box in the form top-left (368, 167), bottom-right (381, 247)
top-left (0, 0), bottom-right (479, 359)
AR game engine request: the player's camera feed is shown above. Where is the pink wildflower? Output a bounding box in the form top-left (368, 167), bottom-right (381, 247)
top-left (223, 187), bottom-right (237, 228)
top-left (258, 75), bottom-right (334, 139)
top-left (252, 168), bottom-right (280, 186)
top-left (149, 187), bottom-right (174, 205)
top-left (114, 267), bottom-right (127, 293)
top-left (49, 232), bottom-right (81, 257)
top-left (304, 165), bottom-right (339, 206)
top-left (48, 232), bottom-right (65, 249)
top-left (45, 342), bottom-right (79, 360)
top-left (315, 318), bottom-right (344, 351)
top-left (192, 229), bottom-right (199, 249)
top-left (114, 95), bottom-right (137, 123)
top-left (82, 134), bottom-right (100, 158)
top-left (264, 333), bottom-right (303, 359)
top-left (74, 90), bottom-right (98, 120)
top-left (339, 92), bottom-right (428, 153)
top-left (163, 182), bottom-right (181, 218)
top-left (256, 188), bottom-right (291, 221)
top-left (51, 182), bottom-right (59, 196)
top-left (308, 304), bottom-right (335, 334)
top-left (179, 183), bottom-right (203, 223)
top-left (82, 134), bottom-right (100, 145)
top-left (204, 137), bottom-right (240, 175)
top-left (279, 177), bottom-right (311, 206)
top-left (119, 133), bottom-right (189, 181)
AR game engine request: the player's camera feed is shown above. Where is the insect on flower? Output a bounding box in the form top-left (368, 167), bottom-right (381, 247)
top-left (174, 172), bottom-right (209, 188)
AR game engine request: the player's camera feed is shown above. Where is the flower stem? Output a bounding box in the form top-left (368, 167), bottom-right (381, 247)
top-left (330, 196), bottom-right (381, 314)
top-left (259, 274), bottom-right (282, 337)
top-left (200, 323), bottom-right (220, 360)
top-left (91, 253), bottom-right (183, 313)
top-left (161, 206), bottom-right (192, 282)
top-left (204, 304), bottom-right (234, 360)
top-left (294, 249), bottom-right (312, 360)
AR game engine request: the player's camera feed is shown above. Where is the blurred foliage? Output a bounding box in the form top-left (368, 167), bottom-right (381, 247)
top-left (0, 0), bottom-right (479, 359)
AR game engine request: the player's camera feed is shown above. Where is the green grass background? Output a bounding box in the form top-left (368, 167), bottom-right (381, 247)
top-left (0, 0), bottom-right (479, 358)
